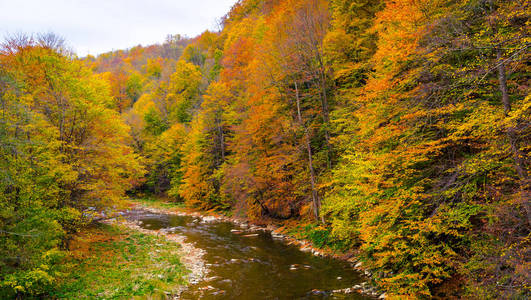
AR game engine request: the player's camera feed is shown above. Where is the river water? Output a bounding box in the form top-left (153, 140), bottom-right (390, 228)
top-left (130, 210), bottom-right (372, 300)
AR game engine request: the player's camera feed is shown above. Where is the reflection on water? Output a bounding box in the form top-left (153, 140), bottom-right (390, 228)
top-left (130, 211), bottom-right (372, 300)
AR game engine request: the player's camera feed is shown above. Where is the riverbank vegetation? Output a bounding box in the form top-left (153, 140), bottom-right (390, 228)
top-left (53, 224), bottom-right (186, 299)
top-left (1, 0), bottom-right (529, 298)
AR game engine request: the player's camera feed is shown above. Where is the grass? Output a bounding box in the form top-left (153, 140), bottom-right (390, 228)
top-left (128, 195), bottom-right (186, 210)
top-left (52, 223), bottom-right (187, 299)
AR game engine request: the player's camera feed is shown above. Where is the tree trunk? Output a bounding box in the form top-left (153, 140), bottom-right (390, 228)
top-left (295, 81), bottom-right (323, 223)
top-left (496, 48), bottom-right (529, 225)
top-left (217, 117), bottom-right (225, 162)
top-left (318, 67), bottom-right (332, 169)
top-left (496, 49), bottom-right (526, 179)
top-left (497, 49), bottom-right (511, 116)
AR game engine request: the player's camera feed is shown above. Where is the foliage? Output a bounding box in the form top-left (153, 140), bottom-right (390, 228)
top-left (92, 0), bottom-right (528, 297)
top-left (2, 0), bottom-right (529, 298)
top-left (0, 36), bottom-right (143, 297)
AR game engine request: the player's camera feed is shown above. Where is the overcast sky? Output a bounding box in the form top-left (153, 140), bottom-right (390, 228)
top-left (0, 0), bottom-right (237, 56)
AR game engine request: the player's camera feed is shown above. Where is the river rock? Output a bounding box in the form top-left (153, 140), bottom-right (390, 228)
top-left (242, 233), bottom-right (259, 237)
top-left (300, 246), bottom-right (312, 252)
top-left (249, 225), bottom-right (261, 231)
top-left (211, 290), bottom-right (226, 296)
top-left (204, 276), bottom-right (219, 281)
top-left (332, 287), bottom-right (357, 294)
top-left (379, 293), bottom-right (387, 299)
top-left (201, 216), bottom-right (218, 223)
top-left (310, 289), bottom-right (328, 296)
top-left (271, 232), bottom-right (284, 239)
top-left (161, 227), bottom-right (179, 234)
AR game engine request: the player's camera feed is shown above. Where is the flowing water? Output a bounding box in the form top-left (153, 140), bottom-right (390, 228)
top-left (129, 210), bottom-right (372, 300)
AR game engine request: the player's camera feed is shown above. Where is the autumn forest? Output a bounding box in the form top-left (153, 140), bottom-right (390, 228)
top-left (1, 0), bottom-right (529, 299)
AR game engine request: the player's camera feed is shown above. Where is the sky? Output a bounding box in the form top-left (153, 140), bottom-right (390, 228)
top-left (0, 0), bottom-right (237, 56)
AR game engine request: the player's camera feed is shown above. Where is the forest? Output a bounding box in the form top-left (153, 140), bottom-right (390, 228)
top-left (0, 0), bottom-right (529, 299)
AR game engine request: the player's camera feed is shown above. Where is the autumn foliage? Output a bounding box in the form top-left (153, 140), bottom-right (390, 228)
top-left (1, 0), bottom-right (529, 298)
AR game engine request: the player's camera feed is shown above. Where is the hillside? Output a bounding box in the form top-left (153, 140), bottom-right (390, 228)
top-left (1, 0), bottom-right (529, 298)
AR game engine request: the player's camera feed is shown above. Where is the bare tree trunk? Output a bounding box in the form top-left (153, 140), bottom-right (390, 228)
top-left (496, 48), bottom-right (530, 225)
top-left (318, 66), bottom-right (332, 169)
top-left (497, 49), bottom-right (511, 116)
top-left (295, 81), bottom-right (323, 223)
top-left (216, 116), bottom-right (225, 164)
top-left (496, 49), bottom-right (526, 179)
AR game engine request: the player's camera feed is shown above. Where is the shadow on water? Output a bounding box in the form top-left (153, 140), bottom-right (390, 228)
top-left (129, 211), bottom-right (373, 300)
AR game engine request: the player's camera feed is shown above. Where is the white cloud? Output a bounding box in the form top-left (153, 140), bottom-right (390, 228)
top-left (0, 0), bottom-right (237, 56)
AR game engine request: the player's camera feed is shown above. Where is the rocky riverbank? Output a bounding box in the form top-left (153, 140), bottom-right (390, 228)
top-left (102, 214), bottom-right (207, 297)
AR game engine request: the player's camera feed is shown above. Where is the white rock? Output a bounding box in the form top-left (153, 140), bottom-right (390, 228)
top-left (201, 216), bottom-right (217, 222)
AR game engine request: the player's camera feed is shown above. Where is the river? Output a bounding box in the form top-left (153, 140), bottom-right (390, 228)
top-left (127, 209), bottom-right (373, 300)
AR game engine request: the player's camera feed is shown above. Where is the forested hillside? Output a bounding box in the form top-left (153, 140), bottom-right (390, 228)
top-left (1, 0), bottom-right (529, 298)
